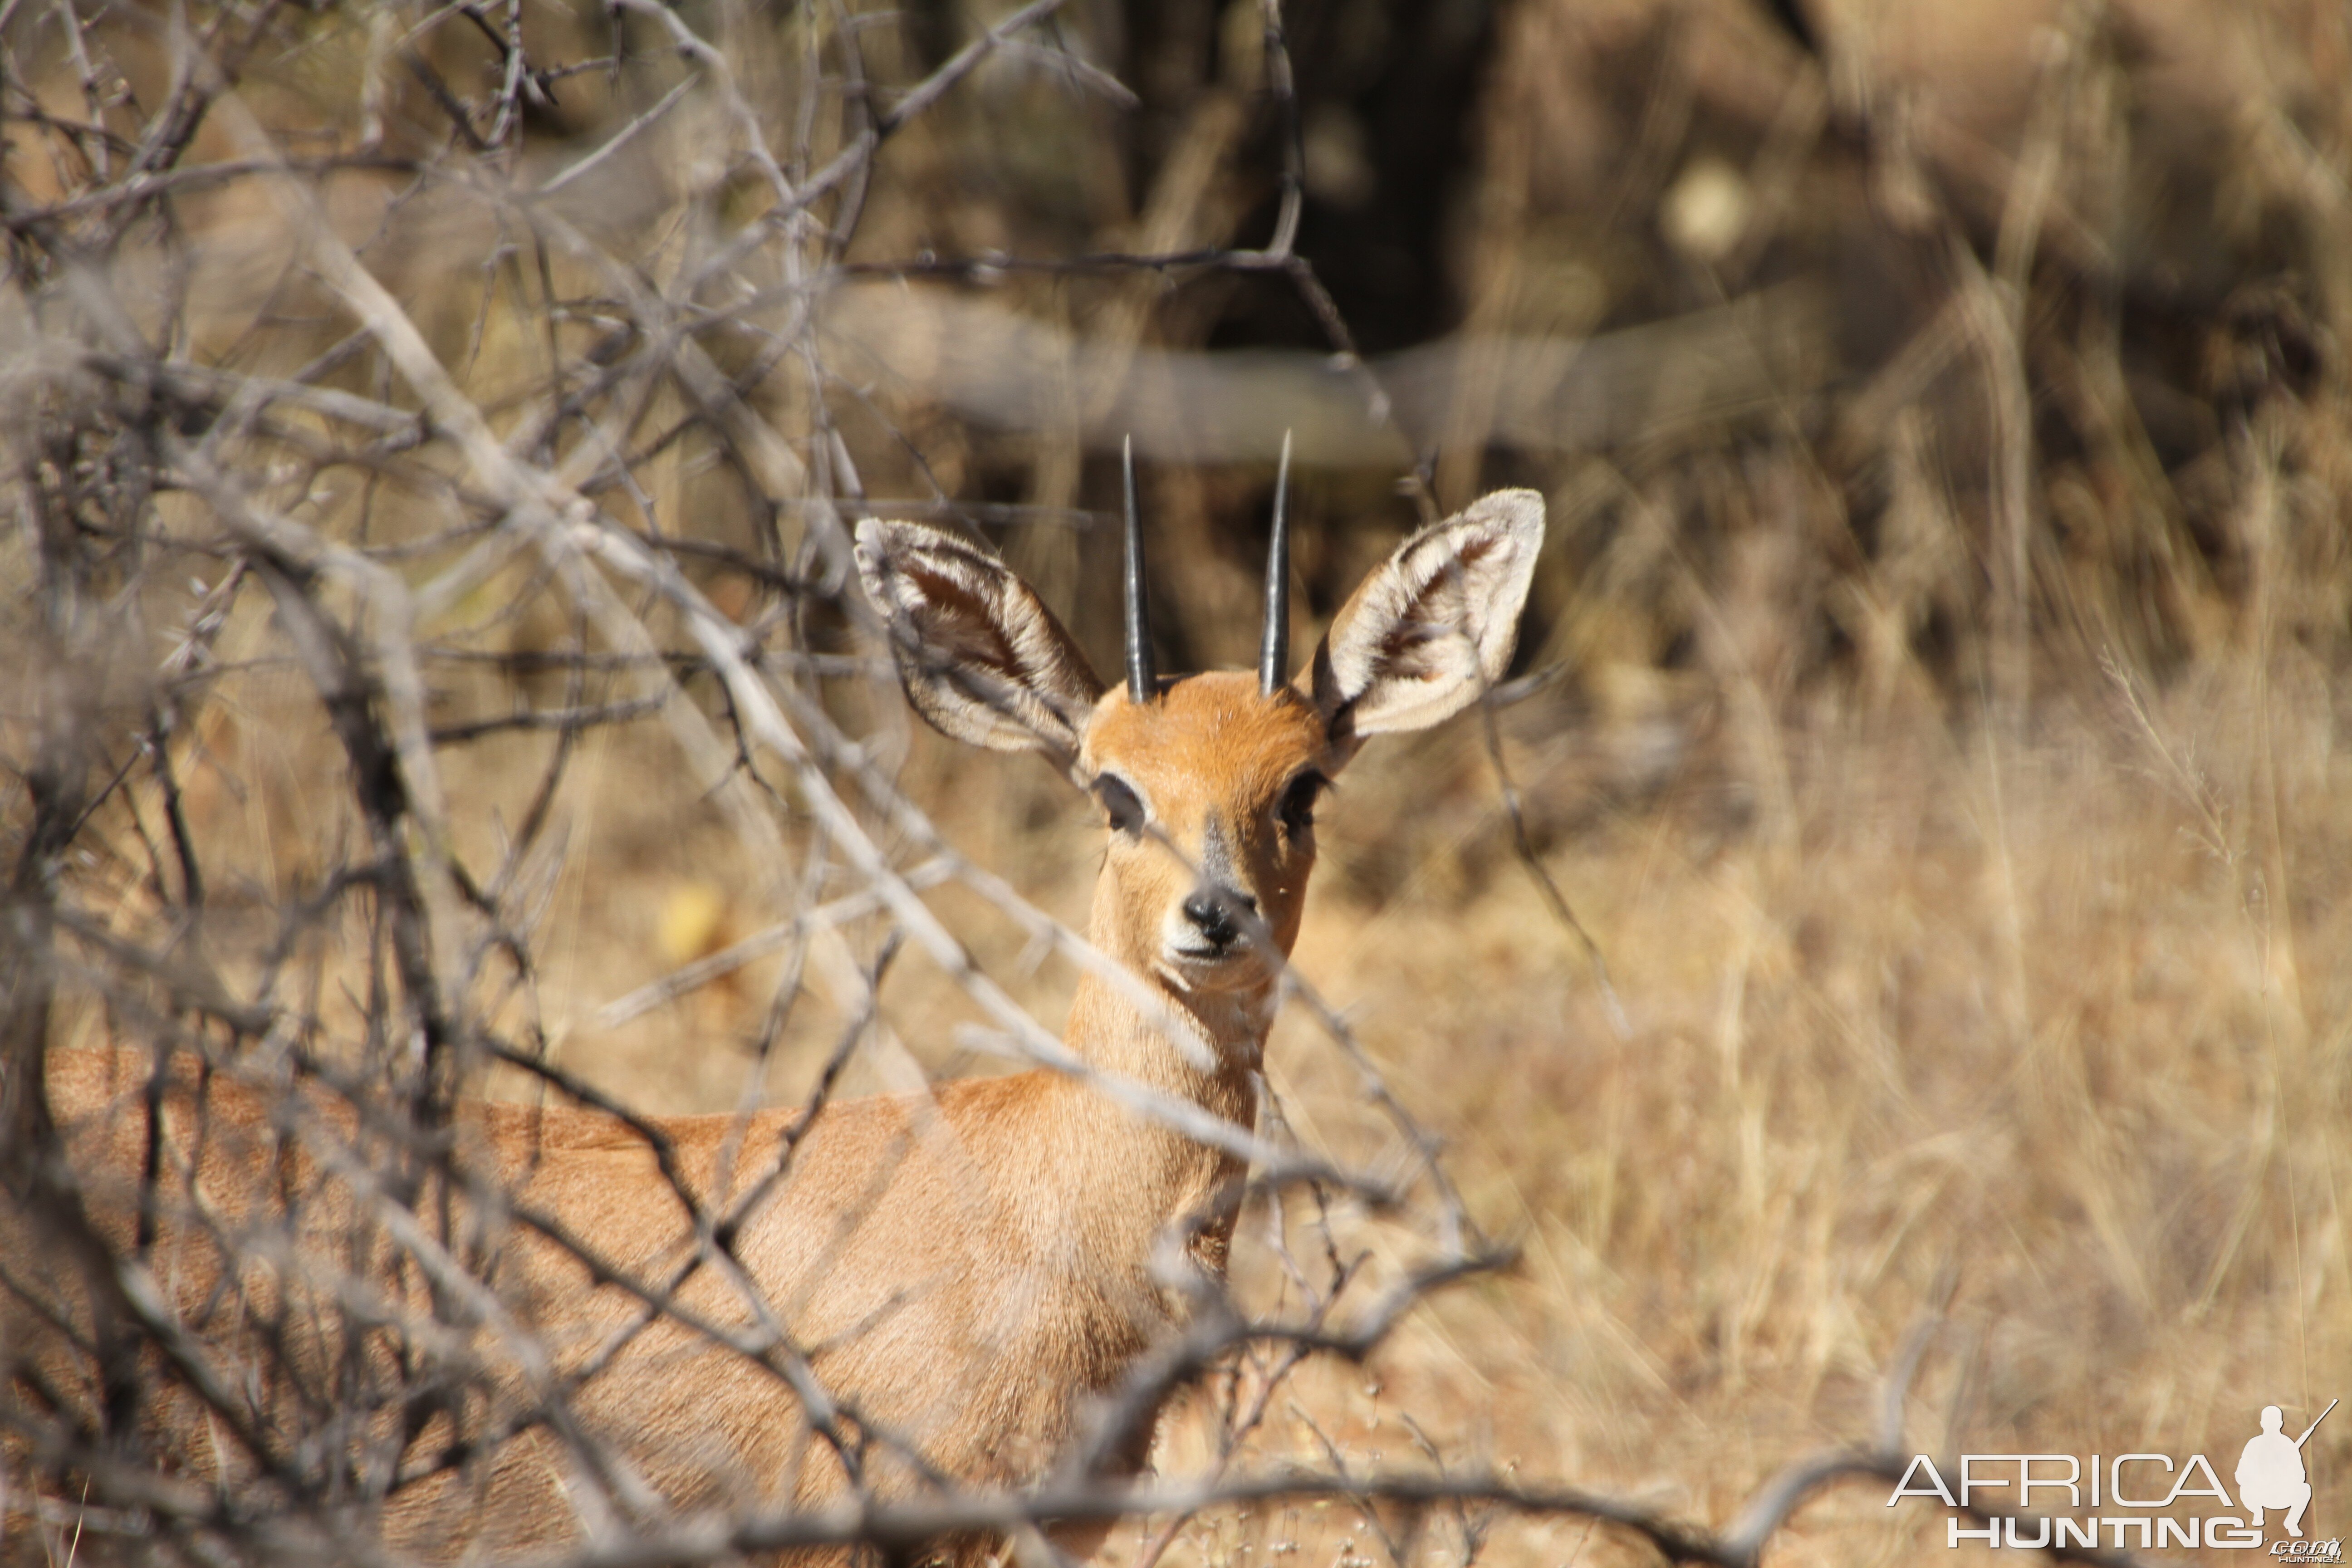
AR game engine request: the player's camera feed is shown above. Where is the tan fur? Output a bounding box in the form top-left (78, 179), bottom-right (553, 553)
top-left (5, 495), bottom-right (1543, 1564)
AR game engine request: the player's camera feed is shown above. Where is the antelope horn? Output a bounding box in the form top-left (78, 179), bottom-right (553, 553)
top-left (1259, 429), bottom-right (1293, 695)
top-left (1123, 435), bottom-right (1155, 703)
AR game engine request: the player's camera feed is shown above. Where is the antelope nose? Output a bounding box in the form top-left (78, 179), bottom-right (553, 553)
top-left (1182, 887), bottom-right (1257, 948)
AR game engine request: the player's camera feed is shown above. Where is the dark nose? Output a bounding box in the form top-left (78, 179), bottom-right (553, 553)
top-left (1182, 886), bottom-right (1258, 948)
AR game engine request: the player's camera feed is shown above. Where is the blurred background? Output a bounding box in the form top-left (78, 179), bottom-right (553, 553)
top-left (5, 0), bottom-right (2348, 1560)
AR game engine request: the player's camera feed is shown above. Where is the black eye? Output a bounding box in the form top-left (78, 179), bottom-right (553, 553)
top-left (1095, 774), bottom-right (1146, 835)
top-left (1278, 771), bottom-right (1328, 838)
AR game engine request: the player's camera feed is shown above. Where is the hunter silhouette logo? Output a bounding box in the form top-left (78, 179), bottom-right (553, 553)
top-left (2239, 1401), bottom-right (2331, 1539)
top-left (1886, 1398), bottom-right (2338, 1552)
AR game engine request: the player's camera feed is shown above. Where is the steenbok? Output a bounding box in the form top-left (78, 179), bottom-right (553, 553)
top-left (12, 465), bottom-right (1544, 1565)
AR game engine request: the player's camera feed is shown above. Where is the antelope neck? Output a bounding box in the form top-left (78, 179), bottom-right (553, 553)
top-left (1028, 962), bottom-right (1259, 1280)
top-left (1061, 966), bottom-right (1266, 1117)
top-left (1027, 900), bottom-right (1268, 1237)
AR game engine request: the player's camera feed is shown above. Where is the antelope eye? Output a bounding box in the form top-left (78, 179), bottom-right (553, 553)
top-left (1277, 771), bottom-right (1328, 838)
top-left (1094, 774), bottom-right (1146, 835)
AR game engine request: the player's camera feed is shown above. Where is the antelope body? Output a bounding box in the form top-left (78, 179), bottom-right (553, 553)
top-left (7, 481), bottom-right (1544, 1564)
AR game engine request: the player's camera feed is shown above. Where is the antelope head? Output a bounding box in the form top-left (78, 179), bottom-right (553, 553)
top-left (857, 461), bottom-right (1544, 1028)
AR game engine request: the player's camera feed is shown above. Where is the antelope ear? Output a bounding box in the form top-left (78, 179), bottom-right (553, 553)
top-left (856, 519), bottom-right (1104, 755)
top-left (1307, 490), bottom-right (1545, 744)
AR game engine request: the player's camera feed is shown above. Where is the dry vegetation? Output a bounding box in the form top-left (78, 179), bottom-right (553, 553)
top-left (3, 0), bottom-right (2349, 1563)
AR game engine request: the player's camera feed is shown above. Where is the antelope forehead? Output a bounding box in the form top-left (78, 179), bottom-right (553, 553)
top-left (1082, 675), bottom-right (1325, 810)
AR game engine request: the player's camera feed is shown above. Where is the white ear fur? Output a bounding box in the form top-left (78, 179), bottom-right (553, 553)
top-left (1308, 489), bottom-right (1545, 740)
top-left (856, 519), bottom-right (1104, 755)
